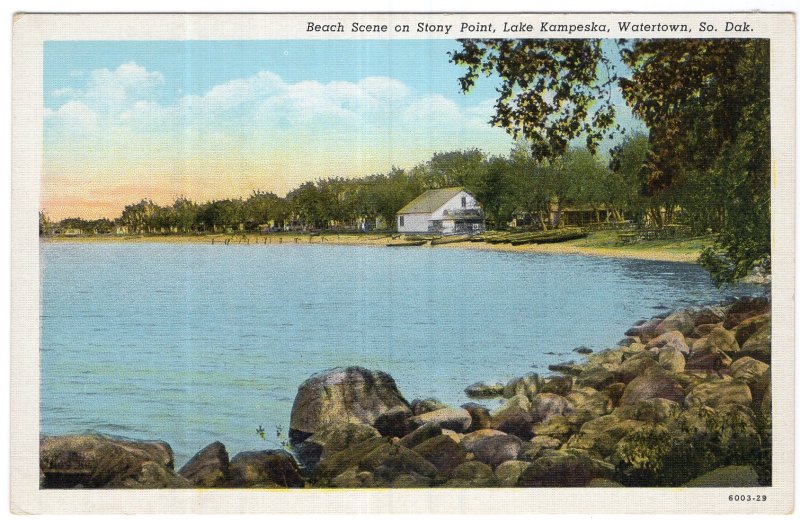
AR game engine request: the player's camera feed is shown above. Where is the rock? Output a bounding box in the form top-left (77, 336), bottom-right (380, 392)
top-left (410, 407), bottom-right (472, 433)
top-left (619, 370), bottom-right (685, 406)
top-left (566, 387), bottom-right (613, 421)
top-left (691, 323), bottom-right (722, 338)
top-left (692, 327), bottom-right (739, 356)
top-left (740, 324), bottom-right (771, 363)
top-left (358, 443), bottom-right (438, 483)
top-left (730, 356), bottom-right (770, 386)
top-left (461, 429), bottom-right (507, 452)
top-left (612, 398), bottom-right (681, 423)
top-left (465, 382), bottom-right (505, 399)
top-left (615, 352), bottom-right (658, 383)
top-left (621, 341), bottom-right (646, 359)
top-left (391, 473), bottom-right (433, 488)
top-left (40, 434), bottom-right (186, 489)
top-left (529, 393), bottom-right (573, 423)
top-left (646, 331), bottom-right (690, 354)
top-left (289, 367), bottom-right (411, 443)
top-left (588, 349), bottom-right (624, 367)
top-left (605, 382), bottom-right (626, 405)
top-left (313, 437), bottom-right (388, 483)
top-left (178, 441), bottom-right (229, 488)
top-left (469, 434), bottom-right (523, 468)
top-left (495, 460), bottom-right (532, 486)
top-left (548, 361), bottom-right (582, 376)
top-left (574, 346), bottom-right (593, 355)
top-left (446, 461), bottom-right (496, 487)
top-left (121, 461), bottom-right (193, 489)
top-left (492, 411), bottom-right (535, 440)
top-left (517, 449), bottom-right (614, 487)
top-left (295, 422), bottom-right (381, 470)
top-left (723, 297), bottom-right (770, 329)
top-left (411, 434), bottom-right (467, 477)
top-left (565, 415), bottom-right (646, 457)
top-left (520, 435), bottom-right (561, 460)
top-left (398, 423), bottom-right (442, 449)
top-left (688, 306), bottom-right (728, 326)
top-left (625, 318), bottom-right (662, 342)
top-left (761, 374), bottom-right (771, 415)
top-left (461, 403), bottom-right (492, 432)
top-left (539, 376), bottom-right (573, 396)
top-left (576, 365), bottom-right (616, 390)
top-left (684, 350), bottom-right (732, 372)
top-left (228, 450), bottom-right (305, 488)
top-left (654, 310), bottom-right (695, 337)
top-left (503, 373), bottom-right (541, 399)
top-left (658, 347), bottom-right (686, 372)
top-left (330, 468), bottom-right (380, 488)
top-left (684, 465), bottom-right (760, 487)
top-left (685, 380), bottom-right (752, 408)
top-left (411, 398), bottom-right (448, 415)
top-left (531, 416), bottom-right (573, 440)
top-left (373, 406), bottom-right (414, 438)
top-left (733, 314), bottom-right (771, 346)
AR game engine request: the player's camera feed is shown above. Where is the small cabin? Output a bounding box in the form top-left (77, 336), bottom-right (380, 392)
top-left (396, 188), bottom-right (485, 235)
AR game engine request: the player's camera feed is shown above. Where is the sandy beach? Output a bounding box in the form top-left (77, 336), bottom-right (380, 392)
top-left (43, 231), bottom-right (711, 264)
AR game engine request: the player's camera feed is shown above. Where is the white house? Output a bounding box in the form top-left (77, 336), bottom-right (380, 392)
top-left (396, 187), bottom-right (485, 235)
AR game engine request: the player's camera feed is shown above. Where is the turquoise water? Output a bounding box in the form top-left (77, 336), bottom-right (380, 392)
top-left (40, 243), bottom-right (761, 466)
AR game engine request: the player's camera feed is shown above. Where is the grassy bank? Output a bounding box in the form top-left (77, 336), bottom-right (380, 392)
top-left (43, 230), bottom-right (714, 264)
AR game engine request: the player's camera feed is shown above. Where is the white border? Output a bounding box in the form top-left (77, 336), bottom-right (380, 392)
top-left (9, 10), bottom-right (796, 516)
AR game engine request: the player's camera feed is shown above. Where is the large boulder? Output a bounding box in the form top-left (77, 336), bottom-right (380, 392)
top-left (469, 434), bottom-right (523, 468)
top-left (312, 437), bottom-right (388, 484)
top-left (289, 367), bottom-right (411, 443)
top-left (739, 324), bottom-right (771, 363)
top-left (294, 422), bottom-right (381, 470)
top-left (531, 416), bottom-right (573, 440)
top-left (495, 460), bottom-right (532, 487)
top-left (373, 406), bottom-right (414, 438)
top-left (612, 398), bottom-right (681, 423)
top-left (730, 356), bottom-right (770, 386)
top-left (491, 394), bottom-right (534, 438)
top-left (411, 434), bottom-right (467, 477)
top-left (517, 449), bottom-right (614, 487)
top-left (228, 450), bottom-right (305, 488)
top-left (520, 435), bottom-right (562, 460)
top-left (398, 423), bottom-right (442, 449)
top-left (461, 429), bottom-right (507, 452)
top-left (411, 398), bottom-right (448, 415)
top-left (619, 370), bottom-right (685, 406)
top-left (685, 380), bottom-right (753, 409)
top-left (723, 297), bottom-right (770, 329)
top-left (357, 443), bottom-right (438, 485)
top-left (566, 387), bottom-right (613, 421)
top-left (688, 306), bottom-right (728, 326)
top-left (654, 310), bottom-right (695, 337)
top-left (646, 331), bottom-right (689, 354)
top-left (40, 434), bottom-right (189, 489)
top-left (178, 441), bottom-right (229, 488)
top-left (539, 376), bottom-right (573, 396)
top-left (409, 407), bottom-right (472, 433)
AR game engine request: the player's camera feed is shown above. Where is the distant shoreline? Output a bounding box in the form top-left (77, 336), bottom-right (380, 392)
top-left (41, 231), bottom-right (711, 264)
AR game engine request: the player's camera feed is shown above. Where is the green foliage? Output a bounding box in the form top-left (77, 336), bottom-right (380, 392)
top-left (613, 406), bottom-right (767, 487)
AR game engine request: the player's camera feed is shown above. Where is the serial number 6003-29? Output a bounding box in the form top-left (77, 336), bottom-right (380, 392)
top-left (729, 495), bottom-right (767, 502)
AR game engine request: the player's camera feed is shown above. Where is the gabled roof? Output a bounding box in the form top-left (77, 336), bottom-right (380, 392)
top-left (397, 187), bottom-right (467, 215)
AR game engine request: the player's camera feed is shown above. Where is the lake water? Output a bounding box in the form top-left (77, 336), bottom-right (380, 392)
top-left (40, 242), bottom-right (763, 466)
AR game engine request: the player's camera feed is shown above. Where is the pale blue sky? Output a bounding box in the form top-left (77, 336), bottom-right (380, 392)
top-left (43, 40), bottom-right (646, 219)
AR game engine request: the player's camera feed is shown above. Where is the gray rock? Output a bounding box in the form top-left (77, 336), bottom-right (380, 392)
top-left (461, 429), bottom-right (507, 451)
top-left (658, 346), bottom-right (686, 372)
top-left (373, 405), bottom-right (414, 438)
top-left (410, 407), bottom-right (472, 433)
top-left (295, 422), bottom-right (381, 470)
top-left (539, 376), bottom-right (573, 396)
top-left (399, 423), bottom-right (442, 449)
top-left (615, 352), bottom-right (658, 383)
top-left (619, 369), bottom-right (685, 406)
top-left (446, 461), bottom-right (496, 487)
top-left (576, 365), bottom-right (616, 390)
top-left (469, 434), bottom-right (523, 468)
top-left (289, 367), bottom-right (410, 443)
top-left (495, 460), bottom-right (532, 487)
top-left (530, 393), bottom-right (573, 423)
top-left (685, 380), bottom-right (753, 409)
top-left (411, 398), bottom-right (448, 415)
top-left (654, 310), bottom-right (695, 337)
top-left (740, 324), bottom-right (771, 363)
top-left (684, 465), bottom-right (760, 487)
top-left (625, 318), bottom-right (662, 342)
top-left (517, 449), bottom-right (614, 487)
top-left (503, 373), bottom-right (541, 399)
top-left (411, 434), bottom-right (467, 477)
top-left (646, 331), bottom-right (690, 354)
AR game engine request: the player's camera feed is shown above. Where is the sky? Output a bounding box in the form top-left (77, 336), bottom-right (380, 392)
top-left (43, 39), bottom-right (646, 220)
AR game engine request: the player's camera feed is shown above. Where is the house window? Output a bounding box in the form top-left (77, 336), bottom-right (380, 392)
top-left (461, 196), bottom-right (467, 208)
top-left (399, 216), bottom-right (404, 227)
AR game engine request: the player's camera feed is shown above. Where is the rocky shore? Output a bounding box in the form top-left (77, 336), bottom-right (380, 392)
top-left (40, 296), bottom-right (772, 489)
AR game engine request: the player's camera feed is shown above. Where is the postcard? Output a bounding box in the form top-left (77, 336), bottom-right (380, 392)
top-left (10, 12), bottom-right (795, 514)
